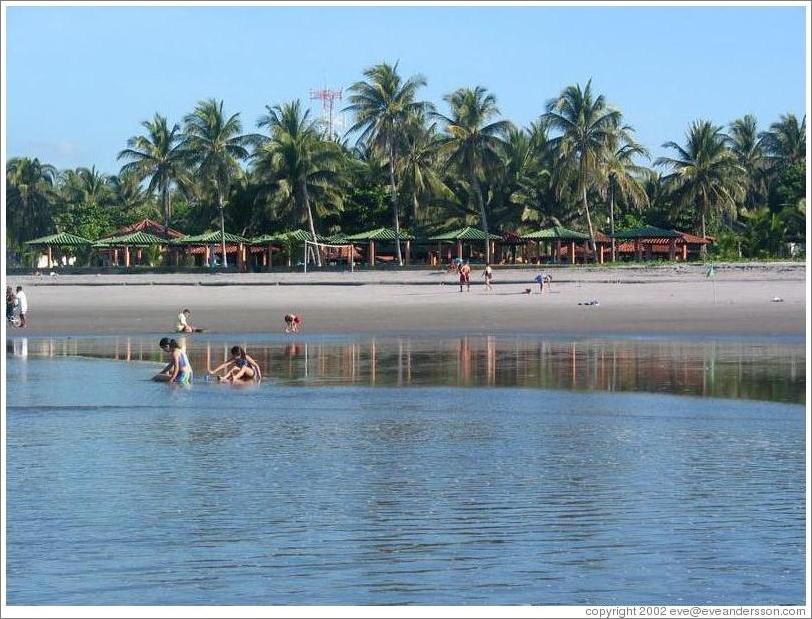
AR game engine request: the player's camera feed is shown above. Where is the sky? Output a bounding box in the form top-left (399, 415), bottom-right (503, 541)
top-left (4, 4), bottom-right (808, 174)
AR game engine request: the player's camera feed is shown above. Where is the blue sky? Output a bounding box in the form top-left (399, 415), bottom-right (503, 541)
top-left (5, 5), bottom-right (808, 174)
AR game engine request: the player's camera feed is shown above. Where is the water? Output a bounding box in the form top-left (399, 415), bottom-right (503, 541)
top-left (5, 335), bottom-right (807, 605)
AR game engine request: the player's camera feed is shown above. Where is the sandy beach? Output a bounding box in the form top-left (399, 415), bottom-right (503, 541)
top-left (6, 262), bottom-right (807, 337)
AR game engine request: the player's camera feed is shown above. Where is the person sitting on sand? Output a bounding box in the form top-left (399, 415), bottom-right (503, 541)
top-left (482, 264), bottom-right (493, 292)
top-left (176, 308), bottom-right (204, 333)
top-left (208, 346), bottom-right (261, 384)
top-left (284, 314), bottom-right (302, 333)
top-left (153, 338), bottom-right (193, 384)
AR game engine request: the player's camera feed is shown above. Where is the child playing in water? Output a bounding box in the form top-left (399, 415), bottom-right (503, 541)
top-left (153, 338), bottom-right (193, 384)
top-left (284, 314), bottom-right (302, 333)
top-left (208, 346), bottom-right (261, 384)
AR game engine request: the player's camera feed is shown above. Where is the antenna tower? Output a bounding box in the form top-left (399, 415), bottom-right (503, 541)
top-left (309, 87), bottom-right (343, 138)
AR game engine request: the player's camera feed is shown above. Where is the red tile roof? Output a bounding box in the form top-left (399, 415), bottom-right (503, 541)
top-left (116, 218), bottom-right (186, 239)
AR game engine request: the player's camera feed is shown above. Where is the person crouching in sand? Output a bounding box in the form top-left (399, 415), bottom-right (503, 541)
top-left (208, 346), bottom-right (261, 384)
top-left (284, 314), bottom-right (302, 333)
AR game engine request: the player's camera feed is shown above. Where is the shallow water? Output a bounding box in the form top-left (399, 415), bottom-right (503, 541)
top-left (5, 335), bottom-right (807, 605)
top-left (6, 334), bottom-right (807, 403)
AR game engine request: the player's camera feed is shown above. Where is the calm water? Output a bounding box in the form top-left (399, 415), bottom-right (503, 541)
top-left (5, 335), bottom-right (807, 605)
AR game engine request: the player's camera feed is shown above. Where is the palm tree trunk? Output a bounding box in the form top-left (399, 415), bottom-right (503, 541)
top-left (303, 183), bottom-right (321, 267)
top-left (470, 169), bottom-right (491, 264)
top-left (701, 210), bottom-right (707, 260)
top-left (581, 176), bottom-right (597, 261)
top-left (610, 185), bottom-right (616, 262)
top-left (219, 190), bottom-right (228, 269)
top-left (389, 142), bottom-right (403, 267)
top-left (161, 181), bottom-right (170, 239)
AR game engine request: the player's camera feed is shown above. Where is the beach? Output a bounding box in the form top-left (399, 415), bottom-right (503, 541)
top-left (8, 262), bottom-right (806, 337)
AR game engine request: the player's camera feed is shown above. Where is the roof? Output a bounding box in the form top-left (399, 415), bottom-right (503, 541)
top-left (323, 232), bottom-right (350, 244)
top-left (345, 227), bottom-right (414, 241)
top-left (25, 232), bottom-right (92, 246)
top-left (677, 231), bottom-right (713, 245)
top-left (428, 226), bottom-right (500, 241)
top-left (116, 218), bottom-right (185, 239)
top-left (500, 231), bottom-right (526, 244)
top-left (173, 230), bottom-right (249, 245)
top-left (522, 225), bottom-right (590, 241)
top-left (611, 225), bottom-right (681, 239)
top-left (95, 231), bottom-right (167, 247)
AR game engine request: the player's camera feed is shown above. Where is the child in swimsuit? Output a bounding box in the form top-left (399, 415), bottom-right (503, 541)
top-left (208, 346), bottom-right (261, 384)
top-left (284, 314), bottom-right (302, 333)
top-left (153, 338), bottom-right (193, 384)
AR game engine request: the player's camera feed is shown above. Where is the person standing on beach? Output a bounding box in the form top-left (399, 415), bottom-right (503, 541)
top-left (459, 261), bottom-right (471, 292)
top-left (6, 286), bottom-right (17, 324)
top-left (15, 286), bottom-right (27, 327)
top-left (483, 264), bottom-right (493, 292)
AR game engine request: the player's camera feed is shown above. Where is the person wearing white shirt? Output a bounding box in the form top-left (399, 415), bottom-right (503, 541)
top-left (15, 286), bottom-right (28, 328)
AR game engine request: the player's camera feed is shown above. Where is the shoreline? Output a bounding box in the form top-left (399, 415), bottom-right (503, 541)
top-left (5, 264), bottom-right (805, 338)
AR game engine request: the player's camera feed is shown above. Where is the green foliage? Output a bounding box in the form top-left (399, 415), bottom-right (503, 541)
top-left (4, 70), bottom-right (805, 263)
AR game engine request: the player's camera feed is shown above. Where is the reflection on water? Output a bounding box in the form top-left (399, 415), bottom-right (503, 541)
top-left (6, 335), bottom-right (805, 403)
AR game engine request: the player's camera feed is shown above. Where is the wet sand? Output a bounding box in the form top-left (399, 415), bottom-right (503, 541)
top-left (7, 263), bottom-right (807, 337)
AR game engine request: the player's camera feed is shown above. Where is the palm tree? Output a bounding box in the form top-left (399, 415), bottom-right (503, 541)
top-left (118, 113), bottom-right (187, 236)
top-left (759, 113), bottom-right (806, 167)
top-left (396, 113), bottom-right (447, 231)
top-left (724, 115), bottom-right (767, 210)
top-left (109, 171), bottom-right (149, 214)
top-left (254, 100), bottom-right (346, 266)
top-left (6, 157), bottom-right (58, 246)
top-left (182, 99), bottom-right (253, 267)
top-left (344, 62), bottom-right (431, 265)
top-left (655, 120), bottom-right (746, 255)
top-left (59, 166), bottom-right (113, 208)
top-left (435, 86), bottom-right (512, 263)
top-left (602, 130), bottom-right (650, 261)
top-left (542, 80), bottom-right (622, 258)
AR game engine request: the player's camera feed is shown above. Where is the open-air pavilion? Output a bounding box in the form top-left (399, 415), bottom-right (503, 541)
top-left (94, 231), bottom-right (167, 267)
top-left (427, 227), bottom-right (500, 265)
top-left (346, 228), bottom-right (414, 265)
top-left (611, 225), bottom-right (685, 261)
top-left (172, 230), bottom-right (250, 269)
top-left (25, 232), bottom-right (92, 268)
top-left (521, 226), bottom-right (592, 264)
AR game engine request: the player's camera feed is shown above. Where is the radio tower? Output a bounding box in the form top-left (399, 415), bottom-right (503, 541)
top-left (309, 87), bottom-right (343, 139)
